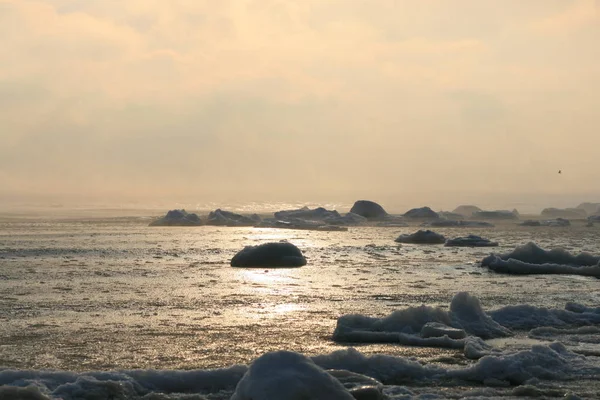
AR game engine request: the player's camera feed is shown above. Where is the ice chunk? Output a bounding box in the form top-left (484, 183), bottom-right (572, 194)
top-left (489, 303), bottom-right (600, 330)
top-left (350, 200), bottom-right (388, 219)
top-left (450, 292), bottom-right (512, 339)
top-left (445, 235), bottom-right (498, 247)
top-left (483, 242), bottom-right (600, 266)
top-left (519, 218), bottom-right (570, 227)
top-left (577, 202), bottom-right (600, 215)
top-left (481, 242), bottom-right (600, 277)
top-left (206, 209), bottom-right (259, 226)
top-left (230, 351), bottom-right (355, 400)
top-left (257, 218), bottom-right (349, 231)
top-left (541, 208), bottom-right (586, 219)
top-left (274, 206), bottom-right (340, 221)
top-left (420, 322), bottom-right (466, 339)
top-left (149, 209), bottom-right (202, 226)
top-left (437, 211), bottom-right (465, 220)
top-left (312, 348), bottom-right (444, 384)
top-left (333, 292), bottom-right (511, 346)
top-left (482, 258), bottom-right (600, 277)
top-left (463, 336), bottom-right (501, 360)
top-left (449, 343), bottom-right (588, 385)
top-left (394, 230), bottom-right (446, 244)
top-left (452, 205), bottom-right (482, 217)
top-left (403, 206), bottom-right (439, 219)
top-left (231, 242), bottom-right (307, 268)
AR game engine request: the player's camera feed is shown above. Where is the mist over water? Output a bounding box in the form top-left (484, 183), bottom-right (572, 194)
top-left (2, 1), bottom-right (600, 398)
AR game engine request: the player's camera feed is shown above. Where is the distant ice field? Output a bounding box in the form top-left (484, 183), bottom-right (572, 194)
top-left (1, 213), bottom-right (599, 399)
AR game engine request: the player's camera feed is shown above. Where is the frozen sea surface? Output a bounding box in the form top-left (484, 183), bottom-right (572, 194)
top-left (1, 211), bottom-right (599, 398)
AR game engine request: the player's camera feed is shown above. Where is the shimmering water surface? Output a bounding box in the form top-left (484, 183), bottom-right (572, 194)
top-left (1, 213), bottom-right (598, 371)
top-left (1, 211), bottom-right (600, 399)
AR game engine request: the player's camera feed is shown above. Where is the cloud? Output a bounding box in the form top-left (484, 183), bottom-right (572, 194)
top-left (1, 0), bottom-right (599, 205)
top-left (531, 0), bottom-right (599, 35)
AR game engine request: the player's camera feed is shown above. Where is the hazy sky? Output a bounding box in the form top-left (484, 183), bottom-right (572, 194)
top-left (1, 0), bottom-right (599, 209)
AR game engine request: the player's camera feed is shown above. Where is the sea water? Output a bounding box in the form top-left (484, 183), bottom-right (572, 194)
top-left (1, 210), bottom-right (599, 399)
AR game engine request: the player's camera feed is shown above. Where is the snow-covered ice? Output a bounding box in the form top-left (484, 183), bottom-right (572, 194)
top-left (481, 242), bottom-right (600, 277)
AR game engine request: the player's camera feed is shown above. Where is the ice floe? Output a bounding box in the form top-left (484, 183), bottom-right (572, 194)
top-left (444, 235), bottom-right (498, 247)
top-left (520, 218), bottom-right (570, 227)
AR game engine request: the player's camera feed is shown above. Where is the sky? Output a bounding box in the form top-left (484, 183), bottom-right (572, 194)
top-left (1, 0), bottom-right (599, 211)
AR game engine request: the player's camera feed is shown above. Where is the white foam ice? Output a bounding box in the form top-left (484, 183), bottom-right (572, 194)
top-left (2, 344), bottom-right (600, 399)
top-left (449, 342), bottom-right (600, 385)
top-left (481, 242), bottom-right (600, 277)
top-left (333, 292), bottom-right (511, 347)
top-left (0, 366), bottom-right (247, 400)
top-left (483, 258), bottom-right (600, 277)
top-left (489, 303), bottom-right (600, 330)
top-left (312, 347), bottom-right (445, 384)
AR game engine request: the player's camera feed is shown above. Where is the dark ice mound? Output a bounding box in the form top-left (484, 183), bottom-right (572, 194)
top-left (395, 230), bottom-right (446, 244)
top-left (472, 210), bottom-right (518, 220)
top-left (541, 208), bottom-right (586, 219)
top-left (231, 242), bottom-right (307, 268)
top-left (445, 235), bottom-right (498, 247)
top-left (452, 205), bottom-right (482, 217)
top-left (403, 206), bottom-right (439, 219)
top-left (207, 209), bottom-right (260, 226)
top-left (149, 209), bottom-right (202, 226)
top-left (424, 220), bottom-right (493, 228)
top-left (481, 242), bottom-right (600, 277)
top-left (349, 200), bottom-right (388, 219)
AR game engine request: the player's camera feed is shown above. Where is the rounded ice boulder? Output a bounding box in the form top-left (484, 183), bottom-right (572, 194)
top-left (452, 205), bottom-right (482, 217)
top-left (403, 206), bottom-right (439, 219)
top-left (230, 242), bottom-right (307, 268)
top-left (230, 351), bottom-right (355, 400)
top-left (349, 200), bottom-right (388, 219)
top-left (395, 230), bottom-right (446, 244)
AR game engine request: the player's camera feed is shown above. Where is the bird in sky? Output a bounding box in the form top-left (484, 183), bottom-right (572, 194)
top-left (558, 170), bottom-right (562, 174)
